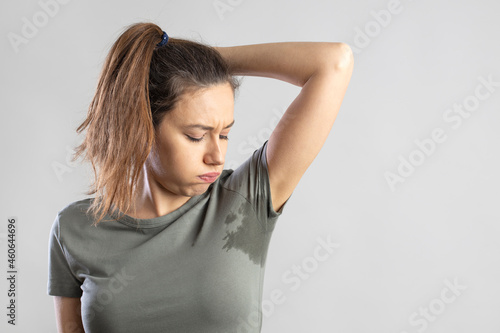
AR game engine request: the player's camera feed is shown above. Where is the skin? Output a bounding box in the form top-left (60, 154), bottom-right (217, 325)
top-left (129, 82), bottom-right (235, 219)
top-left (53, 296), bottom-right (84, 333)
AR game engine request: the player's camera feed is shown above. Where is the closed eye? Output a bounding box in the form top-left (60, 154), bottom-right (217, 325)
top-left (186, 135), bottom-right (229, 143)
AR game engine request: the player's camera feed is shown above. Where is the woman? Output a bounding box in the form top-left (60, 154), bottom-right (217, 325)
top-left (47, 22), bottom-right (353, 332)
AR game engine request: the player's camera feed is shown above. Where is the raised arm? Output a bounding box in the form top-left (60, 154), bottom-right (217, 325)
top-left (215, 42), bottom-right (354, 213)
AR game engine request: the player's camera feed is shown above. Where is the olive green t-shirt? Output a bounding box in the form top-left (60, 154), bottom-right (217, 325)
top-left (47, 140), bottom-right (291, 333)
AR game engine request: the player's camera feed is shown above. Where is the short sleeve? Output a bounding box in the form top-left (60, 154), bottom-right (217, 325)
top-left (47, 212), bottom-right (83, 297)
top-left (222, 140), bottom-right (292, 230)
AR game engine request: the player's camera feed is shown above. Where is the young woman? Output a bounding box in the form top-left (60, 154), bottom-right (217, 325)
top-left (47, 22), bottom-right (353, 332)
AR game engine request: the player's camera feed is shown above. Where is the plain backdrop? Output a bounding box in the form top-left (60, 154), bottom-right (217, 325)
top-left (1, 0), bottom-right (499, 332)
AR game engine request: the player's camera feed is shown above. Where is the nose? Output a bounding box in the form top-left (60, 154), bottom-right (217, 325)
top-left (203, 136), bottom-right (225, 166)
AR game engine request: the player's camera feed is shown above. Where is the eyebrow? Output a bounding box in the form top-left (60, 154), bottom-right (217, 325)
top-left (182, 119), bottom-right (235, 131)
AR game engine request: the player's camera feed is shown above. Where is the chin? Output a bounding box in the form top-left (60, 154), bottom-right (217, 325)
top-left (187, 184), bottom-right (211, 196)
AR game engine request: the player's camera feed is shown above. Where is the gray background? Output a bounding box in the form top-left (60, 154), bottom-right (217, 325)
top-left (1, 0), bottom-right (499, 332)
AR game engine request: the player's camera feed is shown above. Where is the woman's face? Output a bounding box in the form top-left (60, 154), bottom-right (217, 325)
top-left (145, 82), bottom-right (235, 197)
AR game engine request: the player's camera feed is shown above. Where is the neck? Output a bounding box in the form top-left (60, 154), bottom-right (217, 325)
top-left (128, 164), bottom-right (190, 219)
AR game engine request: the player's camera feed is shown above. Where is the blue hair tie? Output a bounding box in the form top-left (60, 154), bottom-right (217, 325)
top-left (156, 31), bottom-right (169, 47)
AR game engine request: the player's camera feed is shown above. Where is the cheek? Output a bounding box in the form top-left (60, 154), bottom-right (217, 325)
top-left (160, 142), bottom-right (198, 173)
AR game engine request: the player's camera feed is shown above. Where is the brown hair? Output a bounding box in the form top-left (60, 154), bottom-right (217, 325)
top-left (71, 22), bottom-right (241, 227)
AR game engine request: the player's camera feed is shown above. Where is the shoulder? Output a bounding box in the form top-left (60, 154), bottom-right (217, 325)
top-left (57, 198), bottom-right (93, 220)
top-left (218, 142), bottom-right (267, 193)
top-left (53, 198), bottom-right (94, 235)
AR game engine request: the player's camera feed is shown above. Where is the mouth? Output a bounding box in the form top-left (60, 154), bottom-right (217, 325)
top-left (199, 172), bottom-right (220, 183)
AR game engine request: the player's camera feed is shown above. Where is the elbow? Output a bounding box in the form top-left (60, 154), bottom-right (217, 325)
top-left (300, 43), bottom-right (354, 87)
top-left (329, 43), bottom-right (354, 71)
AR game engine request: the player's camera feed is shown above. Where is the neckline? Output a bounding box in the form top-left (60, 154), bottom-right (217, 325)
top-left (107, 185), bottom-right (212, 229)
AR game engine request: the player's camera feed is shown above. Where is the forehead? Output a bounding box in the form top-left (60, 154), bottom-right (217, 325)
top-left (170, 83), bottom-right (234, 123)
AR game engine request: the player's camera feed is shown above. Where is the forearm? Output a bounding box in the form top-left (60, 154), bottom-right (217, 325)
top-left (214, 42), bottom-right (351, 87)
